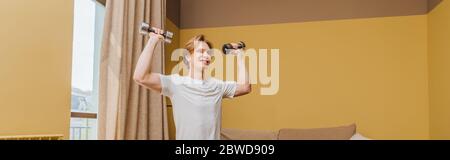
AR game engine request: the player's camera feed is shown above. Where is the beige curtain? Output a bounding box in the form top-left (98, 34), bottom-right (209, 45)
top-left (98, 0), bottom-right (168, 140)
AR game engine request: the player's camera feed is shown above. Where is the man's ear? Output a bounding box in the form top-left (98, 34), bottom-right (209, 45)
top-left (183, 52), bottom-right (191, 66)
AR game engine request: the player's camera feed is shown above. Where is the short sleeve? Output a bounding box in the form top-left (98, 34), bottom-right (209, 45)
top-left (160, 74), bottom-right (174, 97)
top-left (221, 81), bottom-right (237, 99)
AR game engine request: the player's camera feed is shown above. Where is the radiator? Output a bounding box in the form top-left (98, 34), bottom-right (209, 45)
top-left (0, 134), bottom-right (64, 140)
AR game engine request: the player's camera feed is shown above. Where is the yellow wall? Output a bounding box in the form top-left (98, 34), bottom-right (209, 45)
top-left (165, 19), bottom-right (180, 140)
top-left (179, 15), bottom-right (429, 139)
top-left (0, 0), bottom-right (441, 140)
top-left (165, 19), bottom-right (181, 78)
top-left (428, 0), bottom-right (450, 140)
top-left (0, 0), bottom-right (73, 139)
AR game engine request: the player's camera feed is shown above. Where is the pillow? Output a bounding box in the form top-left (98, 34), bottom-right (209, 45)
top-left (221, 128), bottom-right (278, 140)
top-left (350, 133), bottom-right (371, 140)
top-left (278, 124), bottom-right (357, 140)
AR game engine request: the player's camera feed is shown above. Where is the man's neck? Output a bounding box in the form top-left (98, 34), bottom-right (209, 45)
top-left (189, 69), bottom-right (206, 81)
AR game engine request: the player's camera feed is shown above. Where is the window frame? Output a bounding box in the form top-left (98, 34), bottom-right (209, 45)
top-left (71, 112), bottom-right (98, 119)
top-left (70, 0), bottom-right (106, 139)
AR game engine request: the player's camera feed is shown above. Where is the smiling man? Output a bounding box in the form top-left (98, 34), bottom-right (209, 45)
top-left (133, 28), bottom-right (251, 140)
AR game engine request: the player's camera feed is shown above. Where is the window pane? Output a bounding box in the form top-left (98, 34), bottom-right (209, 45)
top-left (71, 0), bottom-right (96, 113)
top-left (70, 0), bottom-right (105, 140)
top-left (70, 118), bottom-right (97, 140)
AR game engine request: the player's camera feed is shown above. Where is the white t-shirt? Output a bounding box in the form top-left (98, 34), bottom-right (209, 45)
top-left (160, 74), bottom-right (237, 140)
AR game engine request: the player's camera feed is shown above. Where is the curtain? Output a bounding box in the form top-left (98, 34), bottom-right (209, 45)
top-left (98, 0), bottom-right (168, 140)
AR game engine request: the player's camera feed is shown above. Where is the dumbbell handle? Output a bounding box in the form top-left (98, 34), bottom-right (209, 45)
top-left (222, 41), bottom-right (246, 54)
top-left (140, 22), bottom-right (173, 43)
top-left (146, 28), bottom-right (172, 38)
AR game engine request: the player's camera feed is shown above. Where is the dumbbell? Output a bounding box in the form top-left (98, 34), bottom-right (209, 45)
top-left (140, 22), bottom-right (174, 44)
top-left (222, 41), bottom-right (246, 54)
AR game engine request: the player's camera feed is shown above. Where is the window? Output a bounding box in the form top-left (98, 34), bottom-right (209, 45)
top-left (70, 0), bottom-right (105, 140)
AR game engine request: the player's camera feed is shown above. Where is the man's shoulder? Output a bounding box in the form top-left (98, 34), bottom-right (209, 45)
top-left (163, 74), bottom-right (184, 79)
top-left (208, 78), bottom-right (237, 86)
top-left (161, 74), bottom-right (185, 84)
top-left (208, 78), bottom-right (224, 84)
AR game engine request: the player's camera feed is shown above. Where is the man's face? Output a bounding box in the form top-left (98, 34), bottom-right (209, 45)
top-left (190, 41), bottom-right (212, 71)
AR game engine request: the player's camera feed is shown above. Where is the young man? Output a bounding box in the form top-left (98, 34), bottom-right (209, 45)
top-left (133, 28), bottom-right (251, 140)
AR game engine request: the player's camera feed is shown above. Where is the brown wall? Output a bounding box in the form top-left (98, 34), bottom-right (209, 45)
top-left (167, 0), bottom-right (180, 27)
top-left (178, 0), bottom-right (445, 29)
top-left (428, 0), bottom-right (443, 11)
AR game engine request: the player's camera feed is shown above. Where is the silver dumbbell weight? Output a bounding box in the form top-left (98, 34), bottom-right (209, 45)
top-left (140, 22), bottom-right (174, 44)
